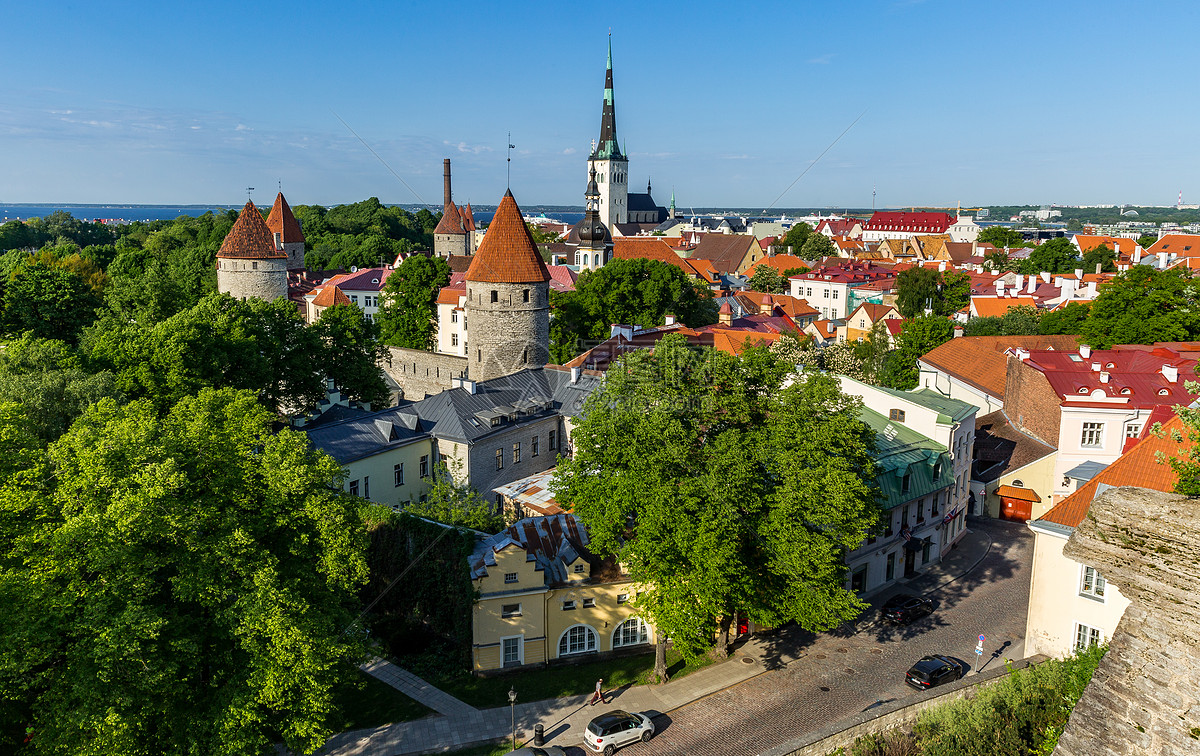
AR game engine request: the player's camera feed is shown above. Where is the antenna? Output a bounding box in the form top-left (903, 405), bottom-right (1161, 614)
top-left (507, 133), bottom-right (515, 189)
top-left (246, 187), bottom-right (255, 201)
top-left (872, 183), bottom-right (876, 212)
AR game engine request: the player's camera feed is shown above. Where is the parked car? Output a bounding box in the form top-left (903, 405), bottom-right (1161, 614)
top-left (504, 747), bottom-right (567, 756)
top-left (584, 710), bottom-right (655, 754)
top-left (905, 654), bottom-right (963, 690)
top-left (881, 593), bottom-right (934, 625)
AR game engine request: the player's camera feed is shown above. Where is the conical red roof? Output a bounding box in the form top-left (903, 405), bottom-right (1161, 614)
top-left (466, 191), bottom-right (550, 284)
top-left (434, 201), bottom-right (466, 235)
top-left (311, 284), bottom-right (351, 308)
top-left (266, 192), bottom-right (305, 243)
top-left (217, 201), bottom-right (286, 259)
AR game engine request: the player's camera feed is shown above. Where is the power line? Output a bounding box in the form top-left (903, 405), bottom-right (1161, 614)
top-left (761, 109), bottom-right (867, 216)
top-left (331, 110), bottom-right (432, 209)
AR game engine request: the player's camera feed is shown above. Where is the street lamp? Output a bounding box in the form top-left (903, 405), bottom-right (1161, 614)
top-left (508, 687), bottom-right (517, 751)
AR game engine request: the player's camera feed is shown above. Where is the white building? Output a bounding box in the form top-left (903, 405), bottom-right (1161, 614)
top-left (304, 266), bottom-right (393, 324)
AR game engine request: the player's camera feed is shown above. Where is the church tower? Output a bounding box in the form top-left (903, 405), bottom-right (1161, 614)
top-left (465, 190), bottom-right (551, 382)
top-left (575, 161), bottom-right (612, 272)
top-left (590, 38), bottom-right (628, 230)
top-left (266, 192), bottom-right (306, 269)
top-left (217, 201), bottom-right (290, 302)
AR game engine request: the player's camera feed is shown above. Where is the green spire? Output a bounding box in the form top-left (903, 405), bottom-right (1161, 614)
top-left (592, 36), bottom-right (624, 161)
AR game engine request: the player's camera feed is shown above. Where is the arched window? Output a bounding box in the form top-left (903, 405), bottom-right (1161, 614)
top-left (612, 617), bottom-right (649, 648)
top-left (558, 624), bottom-right (598, 656)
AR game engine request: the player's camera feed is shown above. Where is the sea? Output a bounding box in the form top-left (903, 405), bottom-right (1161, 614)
top-left (0, 204), bottom-right (233, 223)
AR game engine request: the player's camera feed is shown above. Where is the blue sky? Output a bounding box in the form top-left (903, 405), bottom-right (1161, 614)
top-left (2, 0), bottom-right (1197, 209)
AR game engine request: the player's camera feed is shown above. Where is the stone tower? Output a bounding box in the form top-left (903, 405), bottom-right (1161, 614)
top-left (216, 200), bottom-right (289, 302)
top-left (465, 190), bottom-right (551, 382)
top-left (574, 161), bottom-right (612, 271)
top-left (590, 38), bottom-right (628, 230)
top-left (434, 159), bottom-right (470, 257)
top-left (266, 192), bottom-right (306, 269)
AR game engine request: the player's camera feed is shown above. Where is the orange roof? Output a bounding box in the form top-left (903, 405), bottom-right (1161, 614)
top-left (614, 237), bottom-right (687, 268)
top-left (683, 257), bottom-right (720, 281)
top-left (462, 203), bottom-right (476, 232)
top-left (809, 319), bottom-right (836, 338)
top-left (1040, 414), bottom-right (1188, 528)
top-left (434, 202), bottom-right (466, 235)
top-left (311, 284), bottom-right (351, 308)
top-left (217, 201), bottom-right (286, 260)
top-left (850, 302), bottom-right (897, 323)
top-left (1074, 235), bottom-right (1136, 254)
top-left (266, 192), bottom-right (304, 243)
top-left (436, 284), bottom-right (465, 305)
top-left (755, 293), bottom-right (818, 320)
top-left (919, 335), bottom-right (1082, 400)
top-left (1145, 234), bottom-right (1200, 257)
top-left (746, 254), bottom-right (810, 277)
top-left (465, 191), bottom-right (550, 284)
top-left (996, 485), bottom-right (1042, 502)
top-left (709, 329), bottom-right (781, 354)
top-left (971, 296), bottom-right (1038, 318)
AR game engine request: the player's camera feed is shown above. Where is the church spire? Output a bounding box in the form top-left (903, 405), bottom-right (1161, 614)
top-left (592, 36), bottom-right (623, 161)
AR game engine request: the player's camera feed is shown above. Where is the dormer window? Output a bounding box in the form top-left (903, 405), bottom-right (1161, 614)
top-left (1120, 387), bottom-right (1131, 395)
top-left (902, 472), bottom-right (911, 494)
top-left (574, 564), bottom-right (585, 574)
top-left (1159, 388), bottom-right (1170, 395)
top-left (1078, 387), bottom-right (1088, 394)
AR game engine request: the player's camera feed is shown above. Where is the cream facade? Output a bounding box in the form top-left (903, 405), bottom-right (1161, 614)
top-left (979, 450), bottom-right (1058, 520)
top-left (1052, 402), bottom-right (1148, 502)
top-left (340, 437), bottom-right (436, 508)
top-left (1025, 520), bottom-right (1130, 658)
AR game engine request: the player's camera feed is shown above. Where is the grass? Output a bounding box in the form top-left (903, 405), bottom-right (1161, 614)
top-left (424, 647), bottom-right (716, 710)
top-left (333, 669), bottom-right (434, 730)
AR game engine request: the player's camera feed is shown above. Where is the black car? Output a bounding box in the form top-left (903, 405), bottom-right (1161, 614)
top-left (905, 654), bottom-right (962, 690)
top-left (880, 593), bottom-right (934, 624)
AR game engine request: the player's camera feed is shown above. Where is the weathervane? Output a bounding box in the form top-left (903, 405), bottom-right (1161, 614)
top-left (507, 133), bottom-right (515, 188)
top-left (246, 186), bottom-right (255, 202)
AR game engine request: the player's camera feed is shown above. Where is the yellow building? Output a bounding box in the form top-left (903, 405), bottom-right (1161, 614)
top-left (844, 302), bottom-right (901, 343)
top-left (469, 514), bottom-right (654, 672)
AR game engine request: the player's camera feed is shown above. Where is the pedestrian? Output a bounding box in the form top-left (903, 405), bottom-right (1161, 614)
top-left (589, 678), bottom-right (605, 706)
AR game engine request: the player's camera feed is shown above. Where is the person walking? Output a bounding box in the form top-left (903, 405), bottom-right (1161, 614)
top-left (589, 678), bottom-right (605, 706)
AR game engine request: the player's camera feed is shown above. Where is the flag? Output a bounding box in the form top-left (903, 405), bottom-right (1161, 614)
top-left (942, 506), bottom-right (957, 525)
top-left (901, 524), bottom-right (912, 541)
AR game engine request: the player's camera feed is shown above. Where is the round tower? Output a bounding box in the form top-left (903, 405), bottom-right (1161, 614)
top-left (433, 159), bottom-right (470, 258)
top-left (465, 190), bottom-right (551, 383)
top-left (574, 161), bottom-right (612, 271)
top-left (216, 200), bottom-right (289, 302)
top-left (266, 191), bottom-right (307, 269)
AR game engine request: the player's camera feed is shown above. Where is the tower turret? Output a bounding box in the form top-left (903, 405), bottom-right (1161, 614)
top-left (266, 192), bottom-right (306, 269)
top-left (465, 191), bottom-right (551, 382)
top-left (589, 38), bottom-right (628, 229)
top-left (434, 159), bottom-right (470, 258)
top-left (217, 200), bottom-right (289, 302)
top-left (574, 161), bottom-right (612, 271)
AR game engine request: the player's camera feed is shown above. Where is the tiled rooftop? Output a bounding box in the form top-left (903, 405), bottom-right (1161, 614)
top-left (217, 200), bottom-right (287, 260)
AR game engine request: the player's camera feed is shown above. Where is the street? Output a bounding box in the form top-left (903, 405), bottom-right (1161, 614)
top-left (555, 519), bottom-right (1032, 756)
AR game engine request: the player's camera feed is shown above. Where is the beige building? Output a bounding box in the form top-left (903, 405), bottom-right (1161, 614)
top-left (469, 515), bottom-right (653, 672)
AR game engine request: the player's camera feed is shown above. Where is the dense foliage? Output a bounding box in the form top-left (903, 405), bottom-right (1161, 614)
top-left (377, 255), bottom-right (451, 350)
top-left (293, 199), bottom-right (438, 271)
top-left (962, 304), bottom-right (1041, 337)
top-left (894, 267), bottom-right (970, 318)
top-left (554, 336), bottom-right (881, 680)
top-left (1078, 266), bottom-right (1200, 348)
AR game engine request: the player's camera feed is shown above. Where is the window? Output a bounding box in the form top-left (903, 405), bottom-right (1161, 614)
top-left (549, 430), bottom-right (558, 450)
top-left (562, 600), bottom-right (576, 611)
top-left (351, 295), bottom-right (358, 304)
top-left (501, 603), bottom-right (521, 616)
top-left (931, 493), bottom-right (939, 517)
top-left (902, 504), bottom-right (910, 525)
top-left (394, 463), bottom-right (404, 487)
top-left (523, 347), bottom-right (528, 364)
top-left (932, 460), bottom-right (942, 480)
top-left (1125, 423), bottom-right (1143, 439)
top-left (582, 598), bottom-right (595, 608)
top-left (502, 636), bottom-right (522, 666)
top-left (363, 476), bottom-right (370, 500)
top-left (532, 436), bottom-right (539, 457)
top-left (617, 593), bottom-right (629, 604)
top-left (420, 455), bottom-right (429, 478)
top-left (889, 409), bottom-right (906, 422)
top-left (523, 289), bottom-right (530, 303)
top-left (917, 499), bottom-right (925, 521)
top-left (451, 333), bottom-right (458, 347)
top-left (573, 564), bottom-right (585, 574)
top-left (349, 479), bottom-right (359, 496)
top-left (1012, 479), bottom-right (1024, 487)
top-left (490, 290), bottom-right (498, 303)
top-left (504, 572), bottom-right (518, 584)
top-left (558, 625), bottom-right (597, 655)
top-left (885, 552), bottom-right (896, 581)
top-left (613, 617), bottom-right (650, 648)
top-left (902, 472), bottom-right (911, 494)
top-left (1080, 566), bottom-right (1106, 599)
top-left (496, 448), bottom-right (504, 470)
top-left (512, 442), bottom-right (521, 464)
top-left (1081, 422), bottom-right (1103, 448)
top-left (922, 538), bottom-right (931, 563)
top-left (252, 261), bottom-right (258, 270)
top-left (451, 310), bottom-right (458, 323)
top-left (1074, 622), bottom-right (1103, 651)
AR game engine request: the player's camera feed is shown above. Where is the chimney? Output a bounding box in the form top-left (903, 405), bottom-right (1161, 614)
top-left (443, 158), bottom-right (452, 207)
top-left (1099, 371), bottom-right (1110, 383)
top-left (1015, 348), bottom-right (1030, 361)
top-left (1014, 273), bottom-right (1024, 291)
top-left (1080, 345), bottom-right (1091, 359)
top-left (760, 295), bottom-right (773, 315)
top-left (665, 313), bottom-right (676, 326)
top-left (1074, 268), bottom-right (1083, 278)
top-left (570, 366), bottom-right (581, 384)
top-left (1091, 362), bottom-right (1102, 372)
top-left (718, 301), bottom-right (733, 326)
top-left (1163, 364), bottom-right (1179, 383)
top-left (1027, 276), bottom-right (1036, 294)
top-left (1158, 251), bottom-right (1169, 268)
top-left (1041, 271), bottom-right (1051, 283)
top-left (1095, 262), bottom-right (1102, 275)
top-left (1133, 246), bottom-right (1143, 263)
top-left (953, 325), bottom-right (963, 338)
top-left (996, 280), bottom-right (1005, 297)
top-left (1086, 280), bottom-right (1097, 297)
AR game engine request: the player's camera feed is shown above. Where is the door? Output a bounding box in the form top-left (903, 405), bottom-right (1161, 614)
top-left (904, 549), bottom-right (916, 578)
top-left (617, 719), bottom-right (637, 745)
top-left (1000, 496), bottom-right (1032, 521)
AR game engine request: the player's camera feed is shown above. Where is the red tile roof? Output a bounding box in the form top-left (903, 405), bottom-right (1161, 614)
top-left (1145, 234), bottom-right (1200, 257)
top-left (434, 202), bottom-right (466, 235)
top-left (217, 201), bottom-right (287, 260)
top-left (465, 191), bottom-right (550, 284)
top-left (816, 218), bottom-right (865, 236)
top-left (1021, 344), bottom-right (1199, 410)
top-left (311, 284), bottom-right (351, 308)
top-left (437, 284), bottom-right (466, 306)
top-left (266, 192), bottom-right (305, 243)
top-left (614, 238), bottom-right (688, 271)
top-left (996, 484), bottom-right (1041, 502)
top-left (1040, 414), bottom-right (1188, 528)
top-left (1073, 235), bottom-right (1136, 254)
top-left (746, 254), bottom-right (810, 276)
top-left (690, 234), bottom-right (758, 274)
top-left (322, 266), bottom-right (393, 292)
top-left (850, 302), bottom-right (898, 323)
top-left (919, 335), bottom-right (1082, 400)
top-left (864, 211), bottom-right (954, 234)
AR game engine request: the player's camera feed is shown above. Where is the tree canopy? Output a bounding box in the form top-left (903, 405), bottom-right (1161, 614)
top-left (553, 336), bottom-right (880, 677)
top-left (746, 265), bottom-right (788, 294)
top-left (1020, 237), bottom-right (1079, 275)
top-left (883, 315), bottom-right (954, 390)
top-left (0, 389), bottom-right (369, 755)
top-left (1079, 266), bottom-right (1200, 348)
top-left (1081, 243), bottom-right (1117, 274)
top-left (376, 255), bottom-right (450, 350)
top-left (977, 226), bottom-right (1027, 249)
top-left (894, 268), bottom-right (971, 318)
top-left (778, 222), bottom-right (813, 252)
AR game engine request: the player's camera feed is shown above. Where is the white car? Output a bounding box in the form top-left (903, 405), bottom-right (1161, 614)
top-left (584, 710), bottom-right (655, 754)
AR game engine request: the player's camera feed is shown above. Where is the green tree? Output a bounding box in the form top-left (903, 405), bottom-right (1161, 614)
top-left (977, 226), bottom-right (1026, 248)
top-left (377, 256), bottom-right (451, 350)
top-left (746, 265), bottom-right (786, 294)
top-left (894, 266), bottom-right (941, 318)
top-left (779, 222), bottom-right (813, 253)
top-left (962, 316), bottom-right (1002, 337)
top-left (0, 389), bottom-right (369, 755)
top-left (939, 271), bottom-right (972, 316)
top-left (1137, 232), bottom-right (1158, 248)
top-left (549, 258), bottom-right (718, 362)
top-left (984, 249), bottom-right (1014, 272)
top-left (999, 304), bottom-right (1041, 335)
top-left (1039, 301), bottom-right (1090, 335)
top-left (1020, 237), bottom-right (1078, 275)
top-left (1066, 218), bottom-right (1084, 233)
top-left (883, 315), bottom-right (953, 389)
top-left (553, 336), bottom-right (880, 679)
top-left (3, 263), bottom-right (102, 343)
top-left (1079, 266), bottom-right (1200, 348)
top-left (312, 303), bottom-right (391, 408)
top-left (403, 457), bottom-right (503, 533)
top-left (800, 233), bottom-right (836, 259)
top-left (1081, 243), bottom-right (1117, 273)
top-left (851, 321), bottom-right (895, 385)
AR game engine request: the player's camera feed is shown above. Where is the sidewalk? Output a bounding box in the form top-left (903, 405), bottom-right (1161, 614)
top-left (321, 520), bottom-right (1001, 756)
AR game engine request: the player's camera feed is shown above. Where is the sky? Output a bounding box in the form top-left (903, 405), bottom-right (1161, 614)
top-left (2, 0), bottom-right (1198, 209)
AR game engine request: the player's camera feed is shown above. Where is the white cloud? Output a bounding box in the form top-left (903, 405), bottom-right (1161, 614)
top-left (808, 53), bottom-right (835, 65)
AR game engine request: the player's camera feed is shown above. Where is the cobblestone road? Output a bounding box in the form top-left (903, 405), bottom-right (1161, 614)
top-left (556, 519), bottom-right (1033, 756)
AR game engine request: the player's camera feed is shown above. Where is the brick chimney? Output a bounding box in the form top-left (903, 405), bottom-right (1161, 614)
top-left (443, 158), bottom-right (452, 207)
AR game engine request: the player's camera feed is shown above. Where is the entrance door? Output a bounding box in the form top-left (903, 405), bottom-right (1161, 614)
top-left (904, 549), bottom-right (916, 578)
top-left (1000, 496), bottom-right (1032, 521)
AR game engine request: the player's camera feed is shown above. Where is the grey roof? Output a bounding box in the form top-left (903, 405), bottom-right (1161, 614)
top-left (1064, 461), bottom-right (1110, 483)
top-left (409, 367), bottom-right (601, 444)
top-left (469, 514), bottom-right (589, 584)
top-left (627, 192), bottom-right (666, 220)
top-left (305, 406), bottom-right (429, 465)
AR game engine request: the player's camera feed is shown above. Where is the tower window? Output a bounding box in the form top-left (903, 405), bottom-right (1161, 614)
top-left (491, 290), bottom-right (498, 303)
top-left (523, 289), bottom-right (529, 303)
top-left (477, 349), bottom-right (481, 362)
top-left (252, 261), bottom-right (258, 270)
top-left (523, 348), bottom-right (528, 363)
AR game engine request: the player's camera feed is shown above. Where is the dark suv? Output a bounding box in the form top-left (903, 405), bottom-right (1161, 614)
top-left (880, 593), bottom-right (934, 625)
top-left (905, 655), bottom-right (962, 690)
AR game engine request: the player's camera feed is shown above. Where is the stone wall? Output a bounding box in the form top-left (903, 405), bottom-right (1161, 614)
top-left (216, 257), bottom-right (289, 302)
top-left (465, 281), bottom-right (549, 383)
top-left (465, 414), bottom-right (563, 501)
top-left (1004, 355), bottom-right (1062, 447)
top-left (1056, 487), bottom-right (1200, 756)
top-left (383, 347), bottom-right (466, 401)
top-left (282, 240), bottom-right (305, 269)
top-left (434, 232), bottom-right (468, 258)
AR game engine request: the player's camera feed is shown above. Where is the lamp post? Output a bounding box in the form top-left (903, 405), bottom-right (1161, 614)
top-left (508, 687), bottom-right (517, 751)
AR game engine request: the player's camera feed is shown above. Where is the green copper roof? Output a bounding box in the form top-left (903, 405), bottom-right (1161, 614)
top-left (859, 407), bottom-right (954, 510)
top-left (867, 385), bottom-right (976, 425)
top-left (591, 38), bottom-right (624, 161)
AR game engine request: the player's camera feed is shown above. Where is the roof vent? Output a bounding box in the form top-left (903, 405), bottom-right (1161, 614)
top-left (1099, 371), bottom-right (1110, 383)
top-left (1091, 362), bottom-right (1101, 372)
top-left (1079, 345), bottom-right (1091, 359)
top-left (1162, 364), bottom-right (1179, 383)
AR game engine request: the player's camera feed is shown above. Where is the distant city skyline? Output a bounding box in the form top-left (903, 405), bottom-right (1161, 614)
top-left (2, 0), bottom-right (1197, 209)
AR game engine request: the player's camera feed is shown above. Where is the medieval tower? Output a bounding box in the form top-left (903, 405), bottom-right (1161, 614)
top-left (465, 190), bottom-right (550, 382)
top-left (216, 200), bottom-right (289, 302)
top-left (575, 161), bottom-right (612, 271)
top-left (266, 192), bottom-right (306, 269)
top-left (591, 39), bottom-right (628, 230)
top-left (433, 159), bottom-right (472, 257)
